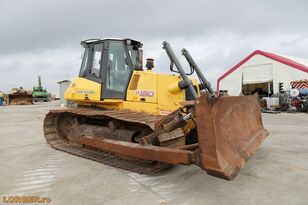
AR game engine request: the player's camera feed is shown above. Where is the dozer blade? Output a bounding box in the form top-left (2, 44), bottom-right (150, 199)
top-left (195, 94), bottom-right (268, 180)
top-left (8, 94), bottom-right (33, 105)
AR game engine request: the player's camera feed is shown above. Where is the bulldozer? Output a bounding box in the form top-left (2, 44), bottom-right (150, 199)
top-left (8, 87), bottom-right (33, 105)
top-left (43, 38), bottom-right (268, 180)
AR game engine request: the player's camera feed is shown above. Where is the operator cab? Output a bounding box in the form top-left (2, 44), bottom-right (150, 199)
top-left (79, 38), bottom-right (143, 99)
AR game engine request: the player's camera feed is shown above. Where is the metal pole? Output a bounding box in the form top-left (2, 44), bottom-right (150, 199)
top-left (38, 76), bottom-right (42, 88)
top-left (162, 41), bottom-right (198, 100)
top-left (181, 48), bottom-right (216, 96)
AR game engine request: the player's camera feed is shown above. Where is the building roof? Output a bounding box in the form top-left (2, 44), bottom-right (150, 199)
top-left (57, 80), bottom-right (71, 84)
top-left (217, 50), bottom-right (308, 93)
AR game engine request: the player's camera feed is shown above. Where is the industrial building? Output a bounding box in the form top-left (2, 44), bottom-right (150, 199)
top-left (57, 79), bottom-right (71, 107)
top-left (217, 50), bottom-right (308, 96)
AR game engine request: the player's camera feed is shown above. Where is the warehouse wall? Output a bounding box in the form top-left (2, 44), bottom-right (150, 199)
top-left (219, 54), bottom-right (308, 95)
top-left (272, 61), bottom-right (308, 93)
top-left (219, 67), bottom-right (243, 96)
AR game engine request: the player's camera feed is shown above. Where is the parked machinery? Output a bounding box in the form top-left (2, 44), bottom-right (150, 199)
top-left (289, 80), bottom-right (308, 112)
top-left (33, 76), bottom-right (51, 102)
top-left (43, 38), bottom-right (268, 180)
top-left (8, 87), bottom-right (33, 105)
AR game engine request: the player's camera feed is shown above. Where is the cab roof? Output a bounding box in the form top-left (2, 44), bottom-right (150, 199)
top-left (81, 38), bottom-right (143, 48)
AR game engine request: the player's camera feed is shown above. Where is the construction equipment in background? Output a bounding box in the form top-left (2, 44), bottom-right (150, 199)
top-left (33, 76), bottom-right (51, 102)
top-left (8, 87), bottom-right (33, 105)
top-left (288, 79), bottom-right (308, 112)
top-left (261, 80), bottom-right (308, 113)
top-left (43, 38), bottom-right (268, 180)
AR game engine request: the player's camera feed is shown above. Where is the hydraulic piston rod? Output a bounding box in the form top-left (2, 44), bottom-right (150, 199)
top-left (182, 48), bottom-right (216, 96)
top-left (163, 41), bottom-right (198, 100)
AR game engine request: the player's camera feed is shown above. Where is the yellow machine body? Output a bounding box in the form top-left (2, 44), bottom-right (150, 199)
top-left (65, 70), bottom-right (200, 115)
top-left (43, 38), bottom-right (268, 180)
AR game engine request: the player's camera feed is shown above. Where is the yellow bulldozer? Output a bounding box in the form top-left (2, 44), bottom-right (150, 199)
top-left (8, 87), bottom-right (33, 105)
top-left (43, 38), bottom-right (268, 180)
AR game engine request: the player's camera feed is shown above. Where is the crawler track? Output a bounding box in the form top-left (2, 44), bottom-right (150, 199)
top-left (43, 108), bottom-right (170, 174)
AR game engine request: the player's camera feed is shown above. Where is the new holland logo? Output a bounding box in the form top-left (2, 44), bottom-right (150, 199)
top-left (135, 90), bottom-right (155, 97)
top-left (77, 90), bottom-right (95, 94)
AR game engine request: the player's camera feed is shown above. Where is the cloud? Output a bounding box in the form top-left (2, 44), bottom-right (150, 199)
top-left (0, 0), bottom-right (308, 95)
top-left (0, 46), bottom-right (80, 94)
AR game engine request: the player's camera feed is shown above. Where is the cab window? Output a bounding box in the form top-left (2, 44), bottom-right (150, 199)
top-left (106, 41), bottom-right (132, 93)
top-left (79, 46), bottom-right (89, 76)
top-left (90, 43), bottom-right (103, 78)
top-left (128, 45), bottom-right (138, 69)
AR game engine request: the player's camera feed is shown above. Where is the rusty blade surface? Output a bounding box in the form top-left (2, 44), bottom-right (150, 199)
top-left (195, 94), bottom-right (268, 180)
top-left (8, 94), bottom-right (33, 105)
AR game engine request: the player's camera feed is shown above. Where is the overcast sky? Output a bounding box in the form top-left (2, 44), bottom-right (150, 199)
top-left (1, 0), bottom-right (308, 95)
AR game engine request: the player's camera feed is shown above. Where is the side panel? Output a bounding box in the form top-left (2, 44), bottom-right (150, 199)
top-left (65, 77), bottom-right (101, 102)
top-left (122, 101), bottom-right (158, 114)
top-left (157, 74), bottom-right (185, 115)
top-left (66, 72), bottom-right (200, 116)
top-left (126, 71), bottom-right (158, 103)
top-left (126, 71), bottom-right (187, 115)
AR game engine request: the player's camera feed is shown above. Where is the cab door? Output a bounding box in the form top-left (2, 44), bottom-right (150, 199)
top-left (86, 43), bottom-right (105, 84)
top-left (102, 40), bottom-right (133, 99)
